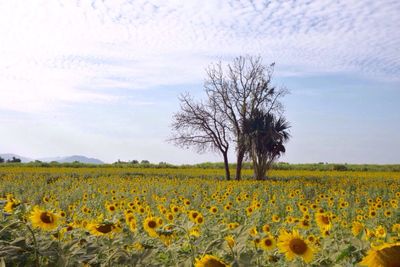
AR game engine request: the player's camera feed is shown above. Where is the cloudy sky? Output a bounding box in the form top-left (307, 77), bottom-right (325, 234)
top-left (0, 0), bottom-right (399, 164)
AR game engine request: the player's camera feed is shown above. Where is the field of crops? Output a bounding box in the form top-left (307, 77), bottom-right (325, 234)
top-left (1, 166), bottom-right (399, 266)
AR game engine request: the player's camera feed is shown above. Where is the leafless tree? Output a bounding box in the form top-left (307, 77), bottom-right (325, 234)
top-left (204, 56), bottom-right (287, 180)
top-left (169, 93), bottom-right (231, 180)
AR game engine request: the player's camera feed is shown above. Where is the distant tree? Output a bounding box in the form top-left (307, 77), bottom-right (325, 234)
top-left (140, 160), bottom-right (150, 164)
top-left (244, 109), bottom-right (290, 180)
top-left (7, 157), bottom-right (21, 163)
top-left (0, 157), bottom-right (4, 163)
top-left (169, 93), bottom-right (231, 180)
top-left (204, 56), bottom-right (287, 180)
top-left (131, 160), bottom-right (139, 164)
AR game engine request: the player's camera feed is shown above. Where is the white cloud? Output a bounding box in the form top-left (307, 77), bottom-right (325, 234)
top-left (0, 0), bottom-right (399, 113)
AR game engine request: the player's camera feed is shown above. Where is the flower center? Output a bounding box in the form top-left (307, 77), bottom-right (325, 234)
top-left (204, 258), bottom-right (226, 267)
top-left (377, 245), bottom-right (400, 267)
top-left (40, 212), bottom-right (53, 224)
top-left (264, 239), bottom-right (273, 246)
top-left (148, 220), bottom-right (157, 228)
top-left (289, 238), bottom-right (308, 255)
top-left (96, 224), bottom-right (113, 234)
top-left (321, 216), bottom-right (330, 225)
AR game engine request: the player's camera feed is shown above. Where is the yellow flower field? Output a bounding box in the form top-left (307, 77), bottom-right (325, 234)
top-left (0, 166), bottom-right (399, 266)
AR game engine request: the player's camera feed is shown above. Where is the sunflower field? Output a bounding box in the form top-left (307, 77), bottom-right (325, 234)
top-left (0, 166), bottom-right (399, 266)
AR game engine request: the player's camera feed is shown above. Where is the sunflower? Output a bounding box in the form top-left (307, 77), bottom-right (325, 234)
top-left (249, 226), bottom-right (258, 236)
top-left (263, 211), bottom-right (276, 221)
top-left (58, 210), bottom-right (66, 218)
top-left (143, 216), bottom-right (161, 237)
top-left (260, 235), bottom-right (276, 251)
top-left (3, 200), bottom-right (19, 213)
top-left (209, 206), bottom-right (218, 214)
top-left (375, 225), bottom-right (386, 239)
top-left (165, 212), bottom-right (174, 221)
top-left (88, 222), bottom-right (116, 236)
top-left (81, 206), bottom-right (90, 214)
top-left (277, 229), bottom-right (315, 263)
top-left (392, 224), bottom-right (400, 233)
top-left (359, 242), bottom-right (400, 267)
top-left (196, 215), bottom-right (204, 225)
top-left (189, 227), bottom-right (201, 237)
top-left (384, 210), bottom-right (392, 217)
top-left (188, 210), bottom-right (200, 222)
top-left (29, 206), bottom-right (58, 231)
top-left (262, 224), bottom-right (271, 233)
top-left (352, 221), bottom-right (365, 236)
top-left (298, 219), bottom-right (311, 229)
top-left (171, 205), bottom-right (180, 213)
top-left (224, 204), bottom-right (232, 211)
top-left (315, 213), bottom-right (332, 230)
top-left (227, 222), bottom-right (239, 230)
top-left (106, 203), bottom-right (117, 212)
top-left (246, 206), bottom-right (254, 216)
top-left (225, 235), bottom-right (235, 249)
top-left (128, 218), bottom-right (137, 232)
top-left (307, 234), bottom-right (318, 244)
top-left (194, 254), bottom-right (230, 267)
top-left (369, 210), bottom-right (377, 218)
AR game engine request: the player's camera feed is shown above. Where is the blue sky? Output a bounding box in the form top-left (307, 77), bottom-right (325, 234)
top-left (0, 0), bottom-right (399, 164)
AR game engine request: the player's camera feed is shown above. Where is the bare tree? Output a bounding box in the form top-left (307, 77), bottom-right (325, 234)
top-left (204, 56), bottom-right (287, 180)
top-left (169, 93), bottom-right (231, 180)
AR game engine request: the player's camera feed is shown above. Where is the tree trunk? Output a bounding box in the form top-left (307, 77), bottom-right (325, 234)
top-left (235, 149), bottom-right (245, 180)
top-left (253, 151), bottom-right (268, 180)
top-left (223, 152), bottom-right (231, 181)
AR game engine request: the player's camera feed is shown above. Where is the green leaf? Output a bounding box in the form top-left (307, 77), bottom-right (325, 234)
top-left (336, 245), bottom-right (356, 263)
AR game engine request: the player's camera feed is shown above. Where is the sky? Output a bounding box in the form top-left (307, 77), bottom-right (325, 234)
top-left (0, 0), bottom-right (399, 164)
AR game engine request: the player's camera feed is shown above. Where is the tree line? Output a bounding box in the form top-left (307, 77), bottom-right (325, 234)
top-left (169, 56), bottom-right (291, 180)
top-left (0, 156), bottom-right (21, 163)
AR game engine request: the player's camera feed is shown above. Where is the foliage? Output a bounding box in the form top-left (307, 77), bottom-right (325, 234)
top-left (243, 109), bottom-right (290, 180)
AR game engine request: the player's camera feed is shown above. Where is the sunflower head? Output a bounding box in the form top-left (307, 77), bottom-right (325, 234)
top-left (277, 229), bottom-right (315, 263)
top-left (260, 236), bottom-right (276, 251)
top-left (360, 242), bottom-right (400, 267)
top-left (88, 222), bottom-right (115, 236)
top-left (3, 200), bottom-right (19, 213)
top-left (225, 235), bottom-right (235, 249)
top-left (315, 213), bottom-right (332, 230)
top-left (194, 254), bottom-right (230, 267)
top-left (143, 216), bottom-right (161, 237)
top-left (29, 206), bottom-right (58, 231)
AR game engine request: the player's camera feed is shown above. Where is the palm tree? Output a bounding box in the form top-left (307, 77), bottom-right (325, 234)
top-left (244, 109), bottom-right (290, 180)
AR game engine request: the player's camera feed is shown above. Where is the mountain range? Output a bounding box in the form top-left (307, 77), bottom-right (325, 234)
top-left (0, 153), bottom-right (104, 164)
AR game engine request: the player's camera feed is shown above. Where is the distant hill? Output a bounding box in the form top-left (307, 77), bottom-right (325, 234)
top-left (53, 155), bottom-right (104, 164)
top-left (0, 153), bottom-right (104, 164)
top-left (0, 153), bottom-right (33, 163)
